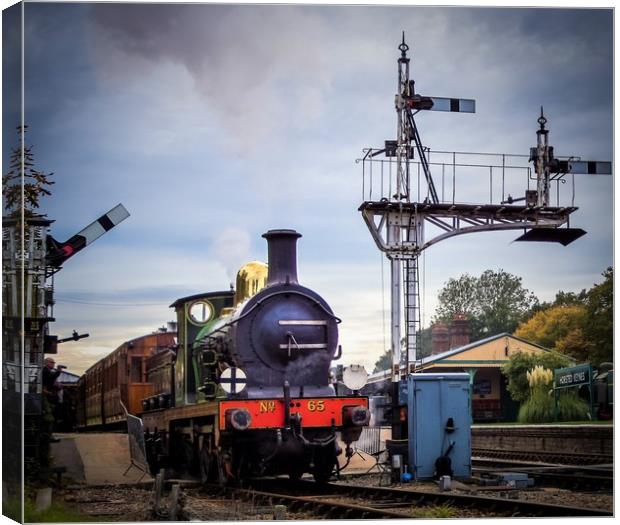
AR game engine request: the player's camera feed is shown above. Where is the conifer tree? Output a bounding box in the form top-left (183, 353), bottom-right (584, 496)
top-left (2, 125), bottom-right (54, 217)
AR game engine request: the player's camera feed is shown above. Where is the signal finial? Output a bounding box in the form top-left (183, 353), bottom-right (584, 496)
top-left (537, 106), bottom-right (547, 130)
top-left (399, 31), bottom-right (409, 57)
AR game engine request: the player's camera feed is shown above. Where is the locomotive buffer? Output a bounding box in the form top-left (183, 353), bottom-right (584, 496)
top-left (358, 35), bottom-right (611, 482)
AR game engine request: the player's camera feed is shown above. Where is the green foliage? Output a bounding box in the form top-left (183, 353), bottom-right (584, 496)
top-left (518, 363), bottom-right (555, 423)
top-left (435, 269), bottom-right (538, 340)
top-left (528, 289), bottom-right (588, 317)
top-left (552, 289), bottom-right (588, 307)
top-left (3, 495), bottom-right (93, 523)
top-left (514, 304), bottom-right (591, 361)
top-left (414, 504), bottom-right (458, 519)
top-left (556, 391), bottom-right (590, 422)
top-left (3, 495), bottom-right (22, 523)
top-left (2, 125), bottom-right (54, 217)
top-left (372, 325), bottom-right (433, 373)
top-left (514, 267), bottom-right (613, 366)
top-left (501, 351), bottom-right (571, 403)
top-left (517, 388), bottom-right (555, 423)
top-left (583, 267), bottom-right (613, 366)
top-left (418, 326), bottom-right (433, 359)
top-left (373, 349), bottom-right (391, 373)
top-left (24, 499), bottom-right (93, 523)
top-left (436, 273), bottom-right (479, 321)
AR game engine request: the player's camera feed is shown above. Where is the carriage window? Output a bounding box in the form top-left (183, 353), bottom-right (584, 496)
top-left (130, 357), bottom-right (143, 383)
top-left (188, 300), bottom-right (213, 324)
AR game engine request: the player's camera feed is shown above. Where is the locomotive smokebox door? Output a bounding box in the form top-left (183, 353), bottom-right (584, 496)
top-left (229, 229), bottom-right (339, 394)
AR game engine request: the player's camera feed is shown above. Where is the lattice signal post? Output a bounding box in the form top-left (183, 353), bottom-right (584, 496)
top-left (2, 204), bottom-right (129, 476)
top-left (358, 36), bottom-right (611, 475)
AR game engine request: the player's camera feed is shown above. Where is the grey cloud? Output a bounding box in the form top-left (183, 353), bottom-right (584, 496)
top-left (88, 4), bottom-right (333, 149)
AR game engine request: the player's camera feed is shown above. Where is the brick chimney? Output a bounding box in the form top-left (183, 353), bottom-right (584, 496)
top-left (450, 314), bottom-right (471, 349)
top-left (431, 322), bottom-right (450, 355)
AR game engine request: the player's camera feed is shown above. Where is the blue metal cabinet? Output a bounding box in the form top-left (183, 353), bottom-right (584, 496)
top-left (407, 373), bottom-right (471, 479)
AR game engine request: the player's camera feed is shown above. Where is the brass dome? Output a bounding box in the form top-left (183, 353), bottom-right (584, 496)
top-left (234, 261), bottom-right (268, 306)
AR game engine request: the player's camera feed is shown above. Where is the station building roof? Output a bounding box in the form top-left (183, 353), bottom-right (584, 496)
top-left (418, 332), bottom-right (574, 371)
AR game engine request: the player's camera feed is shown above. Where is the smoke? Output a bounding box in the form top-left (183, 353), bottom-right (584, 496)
top-left (88, 4), bottom-right (333, 151)
top-left (211, 227), bottom-right (252, 282)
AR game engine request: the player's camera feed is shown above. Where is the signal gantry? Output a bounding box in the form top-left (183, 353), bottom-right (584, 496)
top-left (358, 35), bottom-right (611, 465)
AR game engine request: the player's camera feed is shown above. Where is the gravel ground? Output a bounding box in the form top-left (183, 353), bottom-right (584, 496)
top-left (182, 491), bottom-right (287, 520)
top-left (61, 485), bottom-right (154, 521)
top-left (62, 484), bottom-right (285, 521)
top-left (59, 474), bottom-right (612, 521)
top-left (336, 473), bottom-right (613, 512)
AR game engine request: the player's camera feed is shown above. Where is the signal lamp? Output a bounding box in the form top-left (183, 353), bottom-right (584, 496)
top-left (342, 365), bottom-right (368, 391)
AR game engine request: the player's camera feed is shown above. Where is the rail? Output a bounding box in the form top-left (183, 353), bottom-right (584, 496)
top-left (198, 479), bottom-right (612, 518)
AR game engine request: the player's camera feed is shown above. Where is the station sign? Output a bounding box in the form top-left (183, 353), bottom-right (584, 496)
top-left (554, 364), bottom-right (592, 389)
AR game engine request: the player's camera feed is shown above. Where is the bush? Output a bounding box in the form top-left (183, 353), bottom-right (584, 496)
top-left (556, 391), bottom-right (591, 422)
top-left (517, 389), bottom-right (555, 423)
top-left (502, 351), bottom-right (571, 403)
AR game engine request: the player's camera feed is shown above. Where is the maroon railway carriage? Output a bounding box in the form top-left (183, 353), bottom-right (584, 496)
top-left (76, 331), bottom-right (176, 429)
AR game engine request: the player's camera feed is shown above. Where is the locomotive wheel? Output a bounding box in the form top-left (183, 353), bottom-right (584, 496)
top-left (288, 468), bottom-right (305, 481)
top-left (199, 444), bottom-right (214, 484)
top-left (199, 449), bottom-right (228, 486)
top-left (312, 443), bottom-right (336, 484)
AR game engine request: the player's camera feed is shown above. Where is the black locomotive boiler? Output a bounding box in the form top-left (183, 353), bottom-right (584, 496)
top-left (140, 229), bottom-right (369, 484)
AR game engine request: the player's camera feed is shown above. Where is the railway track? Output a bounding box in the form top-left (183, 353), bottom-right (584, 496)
top-left (472, 458), bottom-right (613, 491)
top-left (195, 478), bottom-right (611, 518)
top-left (472, 447), bottom-right (613, 465)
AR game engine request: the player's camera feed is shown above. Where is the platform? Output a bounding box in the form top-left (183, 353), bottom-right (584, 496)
top-left (471, 424), bottom-right (613, 456)
top-left (51, 433), bottom-right (152, 485)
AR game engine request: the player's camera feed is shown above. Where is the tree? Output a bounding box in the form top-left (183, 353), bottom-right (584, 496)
top-left (514, 304), bottom-right (592, 362)
top-left (2, 125), bottom-right (54, 217)
top-left (373, 349), bottom-right (391, 373)
top-left (583, 267), bottom-right (613, 365)
top-left (501, 351), bottom-right (571, 403)
top-left (435, 273), bottom-right (479, 321)
top-left (435, 269), bottom-right (538, 340)
top-left (514, 268), bottom-right (613, 366)
top-left (525, 288), bottom-right (587, 319)
top-left (372, 326), bottom-right (433, 373)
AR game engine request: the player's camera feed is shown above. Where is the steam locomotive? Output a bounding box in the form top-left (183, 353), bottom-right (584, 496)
top-left (79, 229), bottom-right (369, 484)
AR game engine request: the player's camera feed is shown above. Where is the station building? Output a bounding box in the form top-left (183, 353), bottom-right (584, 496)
top-left (364, 317), bottom-right (575, 423)
top-left (417, 332), bottom-right (569, 421)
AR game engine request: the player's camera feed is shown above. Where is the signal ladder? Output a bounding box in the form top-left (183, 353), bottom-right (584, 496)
top-left (403, 256), bottom-right (421, 370)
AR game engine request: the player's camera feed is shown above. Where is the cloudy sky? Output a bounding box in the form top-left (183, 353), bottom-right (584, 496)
top-left (3, 3), bottom-right (613, 374)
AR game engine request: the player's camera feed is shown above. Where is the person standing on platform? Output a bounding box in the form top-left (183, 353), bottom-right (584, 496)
top-left (42, 357), bottom-right (65, 445)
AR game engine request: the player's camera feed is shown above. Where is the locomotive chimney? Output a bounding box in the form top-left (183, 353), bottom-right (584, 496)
top-left (262, 229), bottom-right (302, 286)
